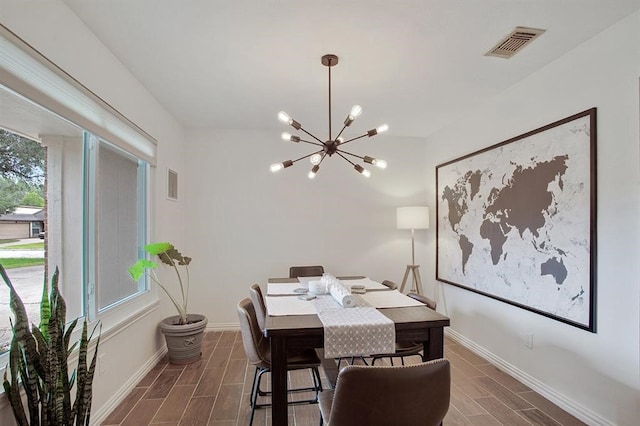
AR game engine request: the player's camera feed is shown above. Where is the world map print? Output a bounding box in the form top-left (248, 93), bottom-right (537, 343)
top-left (436, 111), bottom-right (595, 329)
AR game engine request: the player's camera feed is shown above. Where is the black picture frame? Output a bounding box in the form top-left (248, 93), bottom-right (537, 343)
top-left (436, 108), bottom-right (596, 332)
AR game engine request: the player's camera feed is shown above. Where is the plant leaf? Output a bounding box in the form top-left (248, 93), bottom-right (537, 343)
top-left (39, 274), bottom-right (50, 341)
top-left (144, 242), bottom-right (173, 256)
top-left (128, 259), bottom-right (157, 280)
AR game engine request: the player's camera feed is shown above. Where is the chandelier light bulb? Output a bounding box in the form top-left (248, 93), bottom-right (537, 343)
top-left (308, 165), bottom-right (320, 179)
top-left (373, 159), bottom-right (387, 169)
top-left (350, 105), bottom-right (362, 118)
top-left (310, 153), bottom-right (322, 165)
top-left (278, 111), bottom-right (292, 124)
top-left (376, 123), bottom-right (389, 133)
top-left (281, 132), bottom-right (292, 141)
top-left (270, 163), bottom-right (284, 173)
top-left (364, 155), bottom-right (387, 170)
top-left (354, 164), bottom-right (370, 177)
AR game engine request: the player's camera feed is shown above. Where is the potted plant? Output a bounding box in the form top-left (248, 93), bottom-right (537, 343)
top-left (1, 263), bottom-right (100, 425)
top-left (129, 242), bottom-right (207, 364)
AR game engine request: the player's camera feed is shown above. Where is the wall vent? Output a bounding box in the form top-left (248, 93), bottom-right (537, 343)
top-left (167, 169), bottom-right (178, 201)
top-left (485, 27), bottom-right (545, 59)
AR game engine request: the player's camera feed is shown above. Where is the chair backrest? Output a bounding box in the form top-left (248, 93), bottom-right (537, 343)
top-left (326, 359), bottom-right (450, 426)
top-left (289, 265), bottom-right (324, 278)
top-left (381, 279), bottom-right (398, 290)
top-left (249, 284), bottom-right (267, 330)
top-left (236, 298), bottom-right (269, 367)
top-left (407, 292), bottom-right (437, 310)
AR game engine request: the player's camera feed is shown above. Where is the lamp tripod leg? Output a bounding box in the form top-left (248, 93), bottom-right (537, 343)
top-left (412, 266), bottom-right (423, 295)
top-left (399, 265), bottom-right (412, 293)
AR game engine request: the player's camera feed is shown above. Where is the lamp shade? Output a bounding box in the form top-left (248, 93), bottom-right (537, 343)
top-left (397, 207), bottom-right (429, 230)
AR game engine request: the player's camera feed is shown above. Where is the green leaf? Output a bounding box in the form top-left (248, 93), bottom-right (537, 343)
top-left (128, 259), bottom-right (157, 280)
top-left (143, 242), bottom-right (173, 256)
top-left (39, 274), bottom-right (51, 341)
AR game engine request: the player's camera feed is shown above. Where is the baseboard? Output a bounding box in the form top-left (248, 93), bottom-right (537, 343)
top-left (207, 322), bottom-right (239, 332)
top-left (91, 346), bottom-right (167, 425)
top-left (445, 329), bottom-right (612, 426)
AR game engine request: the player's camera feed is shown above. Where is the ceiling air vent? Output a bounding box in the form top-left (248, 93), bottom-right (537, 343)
top-left (485, 27), bottom-right (546, 59)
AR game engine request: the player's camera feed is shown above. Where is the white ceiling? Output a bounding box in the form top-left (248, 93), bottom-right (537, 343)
top-left (43, 0), bottom-right (640, 139)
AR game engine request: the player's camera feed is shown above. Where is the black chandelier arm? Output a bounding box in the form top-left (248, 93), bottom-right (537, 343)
top-left (338, 132), bottom-right (369, 146)
top-left (334, 123), bottom-right (349, 141)
top-left (298, 138), bottom-right (325, 148)
top-left (298, 126), bottom-right (324, 144)
top-left (336, 151), bottom-right (358, 167)
top-left (292, 151), bottom-right (322, 164)
top-left (336, 148), bottom-right (365, 161)
top-left (317, 152), bottom-right (329, 166)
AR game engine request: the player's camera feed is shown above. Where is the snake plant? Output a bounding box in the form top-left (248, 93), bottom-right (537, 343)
top-left (1, 263), bottom-right (101, 426)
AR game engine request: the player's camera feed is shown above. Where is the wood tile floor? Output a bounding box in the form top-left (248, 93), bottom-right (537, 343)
top-left (101, 331), bottom-right (586, 425)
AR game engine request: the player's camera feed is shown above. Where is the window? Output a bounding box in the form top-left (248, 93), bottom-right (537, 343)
top-left (0, 93), bottom-right (150, 352)
top-left (0, 26), bottom-right (156, 358)
top-left (86, 135), bottom-right (147, 316)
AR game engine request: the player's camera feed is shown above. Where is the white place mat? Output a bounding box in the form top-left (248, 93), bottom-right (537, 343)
top-left (360, 290), bottom-right (427, 308)
top-left (267, 282), bottom-right (307, 296)
top-left (317, 307), bottom-right (395, 358)
top-left (265, 295), bottom-right (321, 316)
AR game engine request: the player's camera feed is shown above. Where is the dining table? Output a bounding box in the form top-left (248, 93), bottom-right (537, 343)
top-left (263, 276), bottom-right (451, 426)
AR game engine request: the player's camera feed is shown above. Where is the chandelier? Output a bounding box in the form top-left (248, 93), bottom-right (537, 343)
top-left (270, 54), bottom-right (388, 179)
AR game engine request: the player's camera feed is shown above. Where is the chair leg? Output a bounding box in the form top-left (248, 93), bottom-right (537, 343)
top-left (249, 367), bottom-right (259, 405)
top-left (249, 367), bottom-right (263, 425)
top-left (253, 369), bottom-right (271, 408)
top-left (311, 367), bottom-right (322, 401)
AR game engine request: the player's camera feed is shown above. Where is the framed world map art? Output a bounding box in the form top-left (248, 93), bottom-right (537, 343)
top-left (436, 108), bottom-right (596, 332)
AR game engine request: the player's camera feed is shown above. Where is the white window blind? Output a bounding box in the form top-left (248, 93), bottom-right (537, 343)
top-left (0, 24), bottom-right (157, 164)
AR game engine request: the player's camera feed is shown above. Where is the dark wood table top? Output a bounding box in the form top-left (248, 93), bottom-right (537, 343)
top-left (265, 305), bottom-right (449, 334)
top-left (265, 276), bottom-right (450, 334)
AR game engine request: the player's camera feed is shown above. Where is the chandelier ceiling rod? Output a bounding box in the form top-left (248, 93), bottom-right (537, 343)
top-left (325, 54), bottom-right (335, 140)
top-left (271, 53), bottom-right (389, 179)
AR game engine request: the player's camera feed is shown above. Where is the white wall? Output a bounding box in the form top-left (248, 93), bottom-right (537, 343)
top-left (184, 129), bottom-right (431, 325)
top-left (2, 2), bottom-right (637, 425)
top-left (426, 11), bottom-right (640, 425)
top-left (0, 2), bottom-right (187, 424)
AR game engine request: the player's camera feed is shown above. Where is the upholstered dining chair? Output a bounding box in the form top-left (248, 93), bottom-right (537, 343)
top-left (369, 292), bottom-right (438, 366)
top-left (407, 291), bottom-right (437, 310)
top-left (237, 298), bottom-right (323, 425)
top-left (318, 359), bottom-right (451, 426)
top-left (381, 279), bottom-right (398, 290)
top-left (289, 265), bottom-right (325, 278)
top-left (249, 284), bottom-right (267, 331)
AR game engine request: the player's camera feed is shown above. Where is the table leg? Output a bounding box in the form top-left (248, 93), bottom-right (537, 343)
top-left (422, 326), bottom-right (444, 361)
top-left (270, 336), bottom-right (288, 426)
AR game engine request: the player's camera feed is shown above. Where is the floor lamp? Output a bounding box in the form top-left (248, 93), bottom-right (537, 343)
top-left (397, 206), bottom-right (429, 294)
